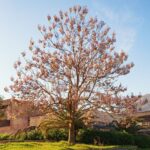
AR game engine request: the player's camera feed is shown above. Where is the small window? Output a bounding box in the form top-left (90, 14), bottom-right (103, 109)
top-left (0, 120), bottom-right (10, 127)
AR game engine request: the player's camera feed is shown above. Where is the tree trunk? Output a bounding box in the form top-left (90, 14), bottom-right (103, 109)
top-left (68, 119), bottom-right (75, 144)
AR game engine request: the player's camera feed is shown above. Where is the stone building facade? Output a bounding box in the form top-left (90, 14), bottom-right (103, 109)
top-left (0, 99), bottom-right (46, 134)
top-left (0, 99), bottom-right (115, 134)
top-left (0, 98), bottom-right (150, 134)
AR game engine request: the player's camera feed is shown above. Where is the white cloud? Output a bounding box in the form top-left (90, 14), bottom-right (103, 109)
top-left (91, 2), bottom-right (138, 52)
top-left (116, 28), bottom-right (136, 52)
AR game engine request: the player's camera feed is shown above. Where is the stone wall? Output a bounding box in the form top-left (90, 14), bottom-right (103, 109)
top-left (0, 117), bottom-right (30, 134)
top-left (0, 115), bottom-right (47, 134)
top-left (0, 126), bottom-right (12, 134)
top-left (30, 115), bottom-right (46, 127)
top-left (10, 117), bottom-right (29, 130)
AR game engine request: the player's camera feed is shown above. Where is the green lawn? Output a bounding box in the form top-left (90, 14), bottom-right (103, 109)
top-left (0, 141), bottom-right (139, 150)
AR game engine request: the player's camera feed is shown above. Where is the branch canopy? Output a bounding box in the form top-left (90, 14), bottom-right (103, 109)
top-left (5, 5), bottom-right (138, 119)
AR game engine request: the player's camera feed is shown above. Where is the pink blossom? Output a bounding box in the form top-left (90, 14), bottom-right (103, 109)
top-left (47, 15), bottom-right (51, 21)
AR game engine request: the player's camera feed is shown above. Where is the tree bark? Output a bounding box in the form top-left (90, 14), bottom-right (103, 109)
top-left (68, 119), bottom-right (75, 144)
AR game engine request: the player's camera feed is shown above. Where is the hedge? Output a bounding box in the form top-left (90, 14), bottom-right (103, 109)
top-left (77, 129), bottom-right (150, 148)
top-left (0, 128), bottom-right (150, 148)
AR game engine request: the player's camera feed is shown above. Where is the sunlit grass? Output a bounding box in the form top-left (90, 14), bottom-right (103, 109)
top-left (0, 141), bottom-right (138, 150)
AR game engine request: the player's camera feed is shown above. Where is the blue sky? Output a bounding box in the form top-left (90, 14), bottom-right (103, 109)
top-left (0, 0), bottom-right (150, 98)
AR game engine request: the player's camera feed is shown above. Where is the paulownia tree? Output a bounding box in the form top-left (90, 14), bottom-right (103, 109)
top-left (5, 6), bottom-right (139, 144)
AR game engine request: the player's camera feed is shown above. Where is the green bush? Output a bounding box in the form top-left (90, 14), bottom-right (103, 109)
top-left (26, 129), bottom-right (44, 140)
top-left (0, 134), bottom-right (10, 140)
top-left (77, 129), bottom-right (134, 145)
top-left (14, 132), bottom-right (27, 141)
top-left (77, 129), bottom-right (150, 148)
top-left (1, 128), bottom-right (149, 148)
top-left (8, 128), bottom-right (67, 141)
top-left (46, 129), bottom-right (68, 141)
top-left (99, 131), bottom-right (134, 145)
top-left (134, 135), bottom-right (150, 148)
top-left (12, 129), bottom-right (44, 141)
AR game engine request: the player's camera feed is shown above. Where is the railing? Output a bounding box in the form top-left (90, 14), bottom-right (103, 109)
top-left (141, 122), bottom-right (150, 128)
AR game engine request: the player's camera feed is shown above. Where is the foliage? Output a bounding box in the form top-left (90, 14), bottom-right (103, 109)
top-left (11, 129), bottom-right (44, 141)
top-left (39, 117), bottom-right (68, 132)
top-left (14, 132), bottom-right (27, 141)
top-left (77, 129), bottom-right (134, 145)
top-left (26, 129), bottom-right (44, 140)
top-left (77, 129), bottom-right (150, 148)
top-left (10, 128), bottom-right (67, 141)
top-left (46, 129), bottom-right (68, 141)
top-left (6, 5), bottom-right (139, 144)
top-left (0, 129), bottom-right (150, 148)
top-left (134, 135), bottom-right (150, 148)
top-left (0, 134), bottom-right (10, 140)
top-left (39, 116), bottom-right (85, 134)
top-left (112, 117), bottom-right (142, 134)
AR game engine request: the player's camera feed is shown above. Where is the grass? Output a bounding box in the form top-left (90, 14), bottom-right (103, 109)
top-left (0, 141), bottom-right (138, 150)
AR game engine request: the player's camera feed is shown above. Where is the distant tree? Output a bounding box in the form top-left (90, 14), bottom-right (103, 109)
top-left (5, 6), bottom-right (139, 144)
top-left (114, 116), bottom-right (141, 134)
top-left (0, 96), bottom-right (7, 120)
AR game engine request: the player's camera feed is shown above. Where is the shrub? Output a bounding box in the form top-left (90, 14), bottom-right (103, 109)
top-left (1, 127), bottom-right (150, 148)
top-left (12, 129), bottom-right (44, 141)
top-left (0, 134), bottom-right (10, 140)
top-left (13, 132), bottom-right (27, 141)
top-left (9, 128), bottom-right (67, 141)
top-left (26, 129), bottom-right (44, 140)
top-left (46, 129), bottom-right (68, 141)
top-left (77, 128), bottom-right (150, 148)
top-left (77, 129), bottom-right (134, 145)
top-left (99, 131), bottom-right (135, 145)
top-left (134, 135), bottom-right (150, 148)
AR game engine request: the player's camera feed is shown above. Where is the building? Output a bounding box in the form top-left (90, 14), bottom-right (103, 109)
top-left (0, 99), bottom-right (46, 134)
top-left (134, 111), bottom-right (150, 128)
top-left (0, 99), bottom-right (115, 134)
top-left (0, 95), bottom-right (150, 134)
top-left (135, 94), bottom-right (150, 129)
